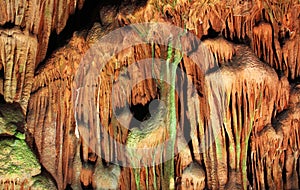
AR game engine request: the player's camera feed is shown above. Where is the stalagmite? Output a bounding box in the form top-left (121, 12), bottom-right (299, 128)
top-left (92, 159), bottom-right (121, 190)
top-left (181, 162), bottom-right (205, 190)
top-left (126, 101), bottom-right (168, 189)
top-left (71, 138), bottom-right (82, 190)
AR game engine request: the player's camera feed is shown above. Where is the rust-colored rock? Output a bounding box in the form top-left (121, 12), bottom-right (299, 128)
top-left (0, 28), bottom-right (37, 113)
top-left (203, 37), bottom-right (236, 65)
top-left (26, 33), bottom-right (88, 190)
top-left (204, 45), bottom-right (289, 189)
top-left (0, 0), bottom-right (85, 64)
top-left (250, 85), bottom-right (300, 189)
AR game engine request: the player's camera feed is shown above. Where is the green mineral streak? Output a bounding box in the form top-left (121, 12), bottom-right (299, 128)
top-left (18, 64), bottom-right (24, 74)
top-left (242, 89), bottom-right (263, 189)
top-left (164, 35), bottom-right (183, 189)
top-left (148, 30), bottom-right (184, 189)
top-left (223, 116), bottom-right (235, 169)
top-left (236, 141), bottom-right (241, 169)
top-left (134, 168), bottom-right (141, 190)
top-left (214, 134), bottom-right (223, 161)
top-left (153, 167), bottom-right (157, 190)
top-left (132, 24), bottom-right (149, 40)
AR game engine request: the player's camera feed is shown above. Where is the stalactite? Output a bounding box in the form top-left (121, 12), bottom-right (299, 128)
top-left (0, 28), bottom-right (37, 113)
top-left (204, 45), bottom-right (290, 189)
top-left (27, 33), bottom-right (88, 190)
top-left (203, 37), bottom-right (236, 65)
top-left (205, 67), bottom-right (227, 189)
top-left (126, 102), bottom-right (168, 189)
top-left (282, 34), bottom-right (300, 80)
top-left (0, 0), bottom-right (85, 64)
top-left (250, 84), bottom-right (299, 189)
top-left (252, 23), bottom-right (276, 68)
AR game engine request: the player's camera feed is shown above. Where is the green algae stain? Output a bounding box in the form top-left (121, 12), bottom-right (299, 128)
top-left (0, 139), bottom-right (41, 180)
top-left (0, 103), bottom-right (24, 136)
top-left (15, 132), bottom-right (25, 140)
top-left (31, 174), bottom-right (57, 190)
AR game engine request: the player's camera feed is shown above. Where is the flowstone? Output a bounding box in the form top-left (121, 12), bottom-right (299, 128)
top-left (0, 102), bottom-right (56, 189)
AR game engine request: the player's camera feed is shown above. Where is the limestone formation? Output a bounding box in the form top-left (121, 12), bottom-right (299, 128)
top-left (0, 0), bottom-right (299, 189)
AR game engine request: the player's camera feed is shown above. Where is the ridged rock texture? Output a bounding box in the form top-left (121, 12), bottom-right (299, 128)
top-left (0, 0), bottom-right (85, 112)
top-left (0, 0), bottom-right (299, 189)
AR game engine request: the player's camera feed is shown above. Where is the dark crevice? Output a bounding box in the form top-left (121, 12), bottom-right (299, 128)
top-left (290, 76), bottom-right (300, 84)
top-left (65, 184), bottom-right (72, 190)
top-left (201, 24), bottom-right (220, 41)
top-left (282, 153), bottom-right (287, 186)
top-left (0, 22), bottom-right (15, 30)
top-left (82, 182), bottom-right (93, 190)
top-left (297, 158), bottom-right (300, 189)
top-left (247, 132), bottom-right (254, 188)
top-left (38, 168), bottom-right (59, 189)
top-left (224, 125), bottom-right (230, 173)
top-left (263, 158), bottom-right (269, 189)
top-left (0, 94), bottom-right (4, 104)
top-left (0, 67), bottom-right (4, 78)
top-left (129, 98), bottom-right (157, 123)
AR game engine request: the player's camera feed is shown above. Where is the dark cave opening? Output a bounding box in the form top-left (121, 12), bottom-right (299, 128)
top-left (201, 24), bottom-right (220, 41)
top-left (0, 22), bottom-right (15, 30)
top-left (129, 97), bottom-right (162, 123)
top-left (0, 94), bottom-right (4, 104)
top-left (247, 132), bottom-right (254, 188)
top-left (0, 66), bottom-right (3, 75)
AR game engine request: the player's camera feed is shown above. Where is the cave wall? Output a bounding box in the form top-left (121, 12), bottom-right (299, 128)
top-left (0, 0), bottom-right (299, 189)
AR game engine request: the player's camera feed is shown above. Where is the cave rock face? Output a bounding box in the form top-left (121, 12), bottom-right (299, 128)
top-left (0, 0), bottom-right (299, 189)
top-left (0, 0), bottom-right (85, 112)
